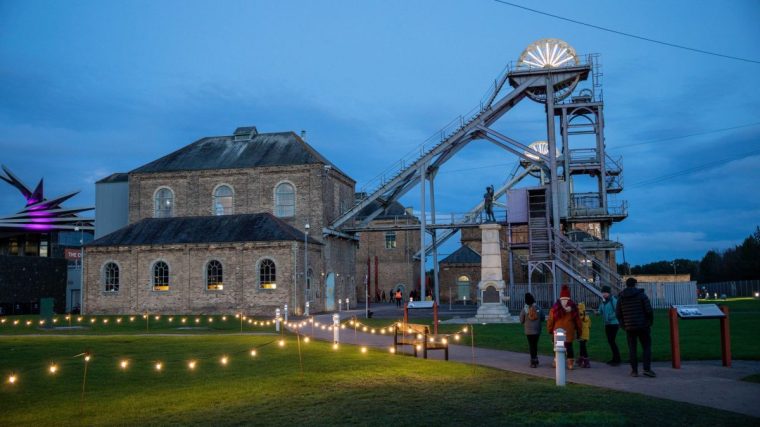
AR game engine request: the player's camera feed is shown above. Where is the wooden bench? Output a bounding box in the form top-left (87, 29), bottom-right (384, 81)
top-left (393, 323), bottom-right (449, 360)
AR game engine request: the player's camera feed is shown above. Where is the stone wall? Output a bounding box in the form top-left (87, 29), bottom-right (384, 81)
top-left (355, 223), bottom-right (420, 302)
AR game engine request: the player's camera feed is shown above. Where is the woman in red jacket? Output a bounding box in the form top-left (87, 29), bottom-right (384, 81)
top-left (547, 285), bottom-right (583, 370)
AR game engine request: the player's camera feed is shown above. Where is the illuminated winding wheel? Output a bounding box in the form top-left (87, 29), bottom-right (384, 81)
top-left (517, 38), bottom-right (580, 102)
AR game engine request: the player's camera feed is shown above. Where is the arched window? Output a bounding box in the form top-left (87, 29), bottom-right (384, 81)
top-left (154, 188), bottom-right (174, 218)
top-left (104, 262), bottom-right (119, 292)
top-left (213, 185), bottom-right (233, 216)
top-left (274, 183), bottom-right (295, 218)
top-left (456, 275), bottom-right (470, 300)
top-left (207, 260), bottom-right (223, 290)
top-left (153, 261), bottom-right (170, 291)
top-left (260, 259), bottom-right (277, 289)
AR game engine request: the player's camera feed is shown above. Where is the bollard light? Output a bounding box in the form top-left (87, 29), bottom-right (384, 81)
top-left (554, 328), bottom-right (567, 387)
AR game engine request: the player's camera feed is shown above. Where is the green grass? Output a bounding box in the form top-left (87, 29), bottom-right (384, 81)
top-left (353, 299), bottom-right (760, 362)
top-left (0, 335), bottom-right (755, 426)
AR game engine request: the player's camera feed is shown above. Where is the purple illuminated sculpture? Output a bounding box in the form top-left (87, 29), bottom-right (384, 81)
top-left (0, 165), bottom-right (94, 231)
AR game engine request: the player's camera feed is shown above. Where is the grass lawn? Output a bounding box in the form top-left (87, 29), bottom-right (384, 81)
top-left (353, 299), bottom-right (760, 362)
top-left (0, 335), bottom-right (756, 426)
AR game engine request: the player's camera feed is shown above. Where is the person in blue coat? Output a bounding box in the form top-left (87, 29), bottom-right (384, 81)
top-left (598, 285), bottom-right (621, 366)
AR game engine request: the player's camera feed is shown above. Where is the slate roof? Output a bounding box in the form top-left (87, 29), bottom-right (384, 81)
top-left (439, 245), bottom-right (481, 265)
top-left (130, 129), bottom-right (351, 180)
top-left (87, 213), bottom-right (322, 247)
top-left (355, 198), bottom-right (417, 221)
top-left (96, 173), bottom-right (129, 184)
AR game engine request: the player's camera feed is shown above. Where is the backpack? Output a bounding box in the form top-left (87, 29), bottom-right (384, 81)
top-left (528, 305), bottom-right (539, 321)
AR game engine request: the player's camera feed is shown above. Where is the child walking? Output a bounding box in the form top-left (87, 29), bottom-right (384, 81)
top-left (519, 292), bottom-right (544, 368)
top-left (577, 302), bottom-right (592, 368)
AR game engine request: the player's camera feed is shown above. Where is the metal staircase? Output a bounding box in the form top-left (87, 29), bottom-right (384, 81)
top-left (527, 187), bottom-right (623, 297)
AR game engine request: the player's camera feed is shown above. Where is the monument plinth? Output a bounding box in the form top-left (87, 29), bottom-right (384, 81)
top-left (475, 223), bottom-right (514, 323)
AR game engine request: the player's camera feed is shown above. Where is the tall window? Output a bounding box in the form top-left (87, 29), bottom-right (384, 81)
top-left (385, 231), bottom-right (397, 249)
top-left (104, 262), bottom-right (119, 292)
top-left (206, 260), bottom-right (223, 290)
top-left (274, 183), bottom-right (295, 218)
top-left (213, 185), bottom-right (233, 216)
top-left (154, 188), bottom-right (174, 218)
top-left (260, 259), bottom-right (277, 289)
top-left (153, 261), bottom-right (169, 291)
top-left (457, 275), bottom-right (470, 300)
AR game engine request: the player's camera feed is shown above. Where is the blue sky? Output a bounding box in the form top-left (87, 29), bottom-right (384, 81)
top-left (1, 0), bottom-right (759, 264)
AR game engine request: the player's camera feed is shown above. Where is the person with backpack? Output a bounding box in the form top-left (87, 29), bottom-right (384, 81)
top-left (576, 302), bottom-right (592, 368)
top-left (547, 285), bottom-right (582, 370)
top-left (598, 285), bottom-right (621, 366)
top-left (519, 292), bottom-right (544, 368)
top-left (616, 277), bottom-right (655, 378)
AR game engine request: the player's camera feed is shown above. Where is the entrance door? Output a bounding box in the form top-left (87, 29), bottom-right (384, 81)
top-left (70, 289), bottom-right (81, 313)
top-left (325, 273), bottom-right (336, 311)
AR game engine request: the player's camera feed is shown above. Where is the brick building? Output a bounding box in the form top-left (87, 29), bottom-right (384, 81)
top-left (83, 127), bottom-right (357, 315)
top-left (354, 199), bottom-right (419, 302)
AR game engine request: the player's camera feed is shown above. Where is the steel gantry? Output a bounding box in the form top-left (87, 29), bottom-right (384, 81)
top-left (327, 39), bottom-right (625, 302)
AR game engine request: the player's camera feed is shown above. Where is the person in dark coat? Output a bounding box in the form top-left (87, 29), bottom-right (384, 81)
top-left (519, 292), bottom-right (544, 368)
top-left (616, 277), bottom-right (655, 377)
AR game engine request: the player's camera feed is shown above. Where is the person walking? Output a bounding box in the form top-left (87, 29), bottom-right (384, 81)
top-left (616, 277), bottom-right (655, 378)
top-left (519, 292), bottom-right (544, 368)
top-left (576, 302), bottom-right (592, 368)
top-left (598, 285), bottom-right (621, 366)
top-left (395, 289), bottom-right (402, 308)
top-left (547, 285), bottom-right (582, 370)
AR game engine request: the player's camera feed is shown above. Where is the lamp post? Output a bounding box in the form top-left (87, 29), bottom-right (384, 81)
top-left (304, 223), bottom-right (310, 315)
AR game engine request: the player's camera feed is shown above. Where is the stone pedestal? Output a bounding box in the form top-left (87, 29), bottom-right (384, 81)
top-left (475, 223), bottom-right (513, 323)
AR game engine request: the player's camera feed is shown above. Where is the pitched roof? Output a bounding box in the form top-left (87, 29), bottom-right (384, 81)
top-left (355, 197), bottom-right (417, 221)
top-left (130, 129), bottom-right (351, 180)
top-left (96, 173), bottom-right (129, 184)
top-left (86, 213), bottom-right (322, 247)
top-left (439, 245), bottom-right (481, 265)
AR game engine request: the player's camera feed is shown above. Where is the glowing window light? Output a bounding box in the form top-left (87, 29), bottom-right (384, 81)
top-left (155, 362), bottom-right (163, 371)
top-left (8, 374), bottom-right (17, 384)
top-left (188, 361), bottom-right (197, 370)
top-left (220, 356), bottom-right (228, 366)
top-left (120, 360), bottom-right (129, 370)
top-left (49, 364), bottom-right (58, 374)
top-left (250, 349), bottom-right (257, 357)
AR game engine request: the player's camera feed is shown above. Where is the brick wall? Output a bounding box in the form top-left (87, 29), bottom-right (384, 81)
top-left (355, 222), bottom-right (420, 302)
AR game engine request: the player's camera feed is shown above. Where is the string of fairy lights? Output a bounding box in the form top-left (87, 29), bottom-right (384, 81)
top-left (0, 314), bottom-right (474, 387)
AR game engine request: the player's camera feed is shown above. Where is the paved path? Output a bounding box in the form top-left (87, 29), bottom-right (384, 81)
top-left (293, 311), bottom-right (760, 418)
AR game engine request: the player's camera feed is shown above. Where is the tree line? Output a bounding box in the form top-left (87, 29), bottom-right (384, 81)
top-left (617, 226), bottom-right (760, 283)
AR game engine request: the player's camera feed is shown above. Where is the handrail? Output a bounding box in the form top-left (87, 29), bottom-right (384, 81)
top-left (553, 230), bottom-right (622, 290)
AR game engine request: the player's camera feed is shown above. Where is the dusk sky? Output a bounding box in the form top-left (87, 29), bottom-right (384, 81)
top-left (1, 0), bottom-right (759, 265)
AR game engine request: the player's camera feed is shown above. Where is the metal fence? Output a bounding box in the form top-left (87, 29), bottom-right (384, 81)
top-left (507, 281), bottom-right (697, 311)
top-left (697, 280), bottom-right (760, 298)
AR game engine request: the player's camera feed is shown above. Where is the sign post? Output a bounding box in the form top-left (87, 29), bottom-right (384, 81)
top-left (670, 304), bottom-right (730, 369)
